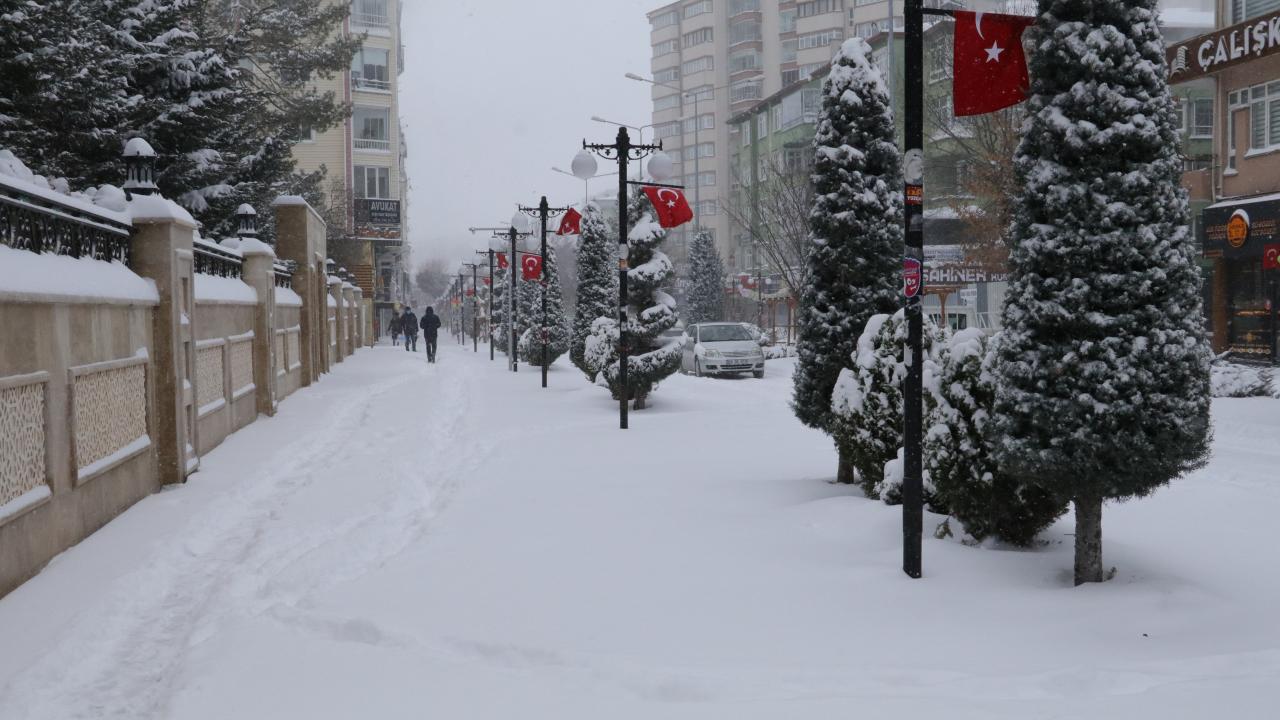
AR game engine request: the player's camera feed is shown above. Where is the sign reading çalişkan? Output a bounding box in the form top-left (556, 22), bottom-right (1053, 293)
top-left (1166, 9), bottom-right (1280, 83)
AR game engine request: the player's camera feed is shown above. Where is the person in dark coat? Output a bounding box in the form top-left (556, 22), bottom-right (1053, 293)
top-left (420, 307), bottom-right (442, 363)
top-left (388, 313), bottom-right (402, 345)
top-left (401, 307), bottom-right (419, 352)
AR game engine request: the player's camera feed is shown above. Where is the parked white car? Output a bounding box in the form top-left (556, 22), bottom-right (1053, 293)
top-left (681, 322), bottom-right (767, 378)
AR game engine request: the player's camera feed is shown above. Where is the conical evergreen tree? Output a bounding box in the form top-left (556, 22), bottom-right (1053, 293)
top-left (585, 188), bottom-right (681, 408)
top-left (518, 249), bottom-right (571, 368)
top-left (571, 203), bottom-right (617, 380)
top-left (686, 229), bottom-right (724, 325)
top-left (490, 260), bottom-right (510, 354)
top-left (792, 38), bottom-right (903, 483)
top-left (993, 0), bottom-right (1212, 584)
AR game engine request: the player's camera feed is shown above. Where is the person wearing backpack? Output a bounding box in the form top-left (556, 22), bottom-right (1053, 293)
top-left (420, 307), bottom-right (442, 363)
top-left (401, 307), bottom-right (419, 352)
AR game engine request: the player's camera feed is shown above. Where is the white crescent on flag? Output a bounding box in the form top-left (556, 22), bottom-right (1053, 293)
top-left (656, 188), bottom-right (680, 208)
top-left (975, 11), bottom-right (985, 39)
top-left (522, 255), bottom-right (539, 274)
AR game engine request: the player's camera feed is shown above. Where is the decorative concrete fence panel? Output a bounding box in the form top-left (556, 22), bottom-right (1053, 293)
top-left (0, 372), bottom-right (49, 524)
top-left (70, 355), bottom-right (150, 486)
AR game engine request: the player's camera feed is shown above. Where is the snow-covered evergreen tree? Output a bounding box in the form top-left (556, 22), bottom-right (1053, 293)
top-left (685, 229), bottom-right (724, 325)
top-left (792, 38), bottom-right (903, 483)
top-left (993, 0), bottom-right (1212, 584)
top-left (926, 331), bottom-right (1065, 546)
top-left (831, 310), bottom-right (945, 500)
top-left (518, 249), bottom-right (571, 368)
top-left (571, 203), bottom-right (616, 380)
top-left (490, 260), bottom-right (510, 354)
top-left (586, 189), bottom-right (681, 408)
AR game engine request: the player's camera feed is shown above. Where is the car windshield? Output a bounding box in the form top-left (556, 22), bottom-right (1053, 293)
top-left (699, 325), bottom-right (753, 342)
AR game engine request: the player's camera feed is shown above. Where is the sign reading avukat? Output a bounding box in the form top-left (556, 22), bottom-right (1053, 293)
top-left (1166, 9), bottom-right (1280, 83)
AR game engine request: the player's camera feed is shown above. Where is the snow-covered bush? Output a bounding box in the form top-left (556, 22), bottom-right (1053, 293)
top-left (926, 331), bottom-right (1065, 546)
top-left (831, 310), bottom-right (945, 500)
top-left (685, 229), bottom-right (724, 325)
top-left (1210, 359), bottom-right (1274, 398)
top-left (517, 248), bottom-right (571, 368)
top-left (792, 38), bottom-right (902, 483)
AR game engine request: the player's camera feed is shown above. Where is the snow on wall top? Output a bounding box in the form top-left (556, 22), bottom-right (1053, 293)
top-left (274, 286), bottom-right (303, 307)
top-left (0, 150), bottom-right (131, 225)
top-left (0, 245), bottom-right (158, 306)
top-left (122, 138), bottom-right (156, 158)
top-left (127, 194), bottom-right (196, 228)
top-left (193, 273), bottom-right (257, 305)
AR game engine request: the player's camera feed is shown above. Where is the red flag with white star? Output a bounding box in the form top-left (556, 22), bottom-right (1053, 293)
top-left (641, 186), bottom-right (694, 229)
top-left (496, 252), bottom-right (509, 270)
top-left (520, 253), bottom-right (543, 281)
top-left (952, 11), bottom-right (1035, 117)
top-left (557, 207), bottom-right (582, 236)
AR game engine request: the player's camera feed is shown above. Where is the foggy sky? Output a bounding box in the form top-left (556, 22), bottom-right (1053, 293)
top-left (398, 0), bottom-right (1214, 271)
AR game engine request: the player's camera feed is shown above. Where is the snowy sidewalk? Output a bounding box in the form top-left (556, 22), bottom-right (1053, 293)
top-left (1, 343), bottom-right (1278, 719)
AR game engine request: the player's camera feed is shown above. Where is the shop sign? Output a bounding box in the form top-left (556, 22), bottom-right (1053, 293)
top-left (1228, 209), bottom-right (1250, 248)
top-left (1265, 243), bottom-right (1280, 271)
top-left (1166, 9), bottom-right (1280, 83)
top-left (1204, 199), bottom-right (1280, 258)
top-left (904, 257), bottom-right (922, 298)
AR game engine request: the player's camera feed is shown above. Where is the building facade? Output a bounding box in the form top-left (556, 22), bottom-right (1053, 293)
top-left (292, 0), bottom-right (410, 340)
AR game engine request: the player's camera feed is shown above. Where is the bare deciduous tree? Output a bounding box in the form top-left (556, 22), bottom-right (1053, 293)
top-left (723, 152), bottom-right (815, 301)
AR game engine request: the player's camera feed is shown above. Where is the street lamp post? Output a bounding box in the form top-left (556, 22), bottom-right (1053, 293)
top-left (582, 127), bottom-right (665, 430)
top-left (457, 271), bottom-right (466, 345)
top-left (475, 250), bottom-right (494, 360)
top-left (469, 224), bottom-right (533, 370)
top-left (519, 197), bottom-right (569, 389)
top-left (463, 262), bottom-right (480, 353)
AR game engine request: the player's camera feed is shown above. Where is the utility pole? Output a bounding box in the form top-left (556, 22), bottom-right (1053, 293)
top-left (518, 196), bottom-right (569, 389)
top-left (902, 0), bottom-right (926, 580)
top-left (477, 250), bottom-right (494, 360)
top-left (463, 262), bottom-right (481, 353)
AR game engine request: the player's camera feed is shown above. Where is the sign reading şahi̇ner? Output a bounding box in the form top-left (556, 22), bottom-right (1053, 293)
top-left (1166, 9), bottom-right (1280, 83)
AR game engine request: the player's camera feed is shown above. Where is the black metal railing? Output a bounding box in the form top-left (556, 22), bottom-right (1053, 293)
top-left (193, 238), bottom-right (243, 278)
top-left (0, 178), bottom-right (133, 264)
top-left (273, 260), bottom-right (296, 289)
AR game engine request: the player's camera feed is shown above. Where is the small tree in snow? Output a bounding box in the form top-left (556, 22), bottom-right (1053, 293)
top-left (793, 38), bottom-right (903, 483)
top-left (831, 310), bottom-right (946, 500)
top-left (518, 248), bottom-right (571, 368)
top-left (571, 203), bottom-right (616, 380)
top-left (993, 0), bottom-right (1212, 584)
top-left (490, 261), bottom-right (510, 354)
top-left (927, 331), bottom-right (1065, 546)
top-left (586, 189), bottom-right (681, 408)
top-left (686, 229), bottom-right (724, 325)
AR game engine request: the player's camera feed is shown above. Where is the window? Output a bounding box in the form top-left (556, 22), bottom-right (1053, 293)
top-left (730, 0), bottom-right (760, 13)
top-left (654, 122), bottom-right (681, 139)
top-left (697, 200), bottom-right (719, 216)
top-left (800, 62), bottom-right (825, 78)
top-left (780, 8), bottom-right (796, 33)
top-left (782, 38), bottom-right (799, 63)
top-left (653, 39), bottom-right (680, 57)
top-left (1233, 0), bottom-right (1280, 22)
top-left (683, 55), bottom-right (714, 75)
top-left (1191, 98), bottom-right (1213, 138)
top-left (654, 93), bottom-right (682, 112)
top-left (740, 124), bottom-right (752, 147)
top-left (781, 69), bottom-right (800, 86)
top-left (928, 42), bottom-right (951, 83)
top-left (798, 0), bottom-right (841, 18)
top-left (784, 146), bottom-right (806, 173)
top-left (651, 9), bottom-right (679, 29)
top-left (685, 171), bottom-right (717, 187)
top-left (684, 27), bottom-right (714, 48)
top-left (683, 114), bottom-right (715, 133)
top-left (730, 49), bottom-right (762, 72)
top-left (1234, 81), bottom-right (1280, 152)
top-left (354, 166), bottom-right (390, 199)
top-left (351, 46), bottom-right (390, 91)
top-left (801, 87), bottom-right (821, 118)
top-left (730, 20), bottom-right (762, 44)
top-left (757, 113), bottom-right (768, 137)
top-left (682, 143), bottom-right (715, 160)
top-left (654, 66), bottom-right (680, 83)
top-left (688, 84), bottom-right (715, 102)
top-left (732, 79), bottom-right (763, 102)
top-left (798, 29), bottom-right (843, 50)
top-left (351, 0), bottom-right (388, 28)
top-left (353, 106), bottom-right (390, 151)
top-left (684, 0), bottom-right (713, 19)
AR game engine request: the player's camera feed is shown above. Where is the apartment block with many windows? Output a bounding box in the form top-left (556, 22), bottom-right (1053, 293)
top-left (292, 0), bottom-right (410, 340)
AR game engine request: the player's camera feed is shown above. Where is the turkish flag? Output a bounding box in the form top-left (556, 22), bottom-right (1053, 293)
top-left (952, 11), bottom-right (1035, 117)
top-left (642, 186), bottom-right (694, 229)
top-left (483, 277), bottom-right (491, 285)
top-left (466, 288), bottom-right (476, 297)
top-left (1264, 243), bottom-right (1280, 271)
top-left (521, 253), bottom-right (543, 281)
top-left (496, 252), bottom-right (509, 270)
top-left (557, 207), bottom-right (582, 235)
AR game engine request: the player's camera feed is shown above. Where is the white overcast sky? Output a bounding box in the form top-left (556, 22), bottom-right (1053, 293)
top-left (399, 0), bottom-right (1213, 270)
top-left (400, 0), bottom-right (656, 268)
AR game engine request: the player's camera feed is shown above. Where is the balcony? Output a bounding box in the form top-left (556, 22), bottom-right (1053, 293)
top-left (351, 72), bottom-right (391, 93)
top-left (354, 137), bottom-right (391, 152)
top-left (351, 12), bottom-right (389, 29)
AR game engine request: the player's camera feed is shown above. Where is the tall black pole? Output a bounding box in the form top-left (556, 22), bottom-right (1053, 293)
top-left (616, 128), bottom-right (630, 430)
top-left (509, 226), bottom-right (518, 373)
top-left (472, 264), bottom-right (479, 353)
top-left (458, 271), bottom-right (465, 344)
top-left (902, 0), bottom-right (925, 580)
top-left (539, 197), bottom-right (550, 388)
top-left (483, 250), bottom-right (494, 361)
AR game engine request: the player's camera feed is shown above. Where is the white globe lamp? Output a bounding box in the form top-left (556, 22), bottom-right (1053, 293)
top-left (571, 149), bottom-right (598, 180)
top-left (647, 151), bottom-right (674, 182)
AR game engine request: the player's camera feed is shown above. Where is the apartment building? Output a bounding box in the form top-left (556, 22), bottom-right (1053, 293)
top-left (292, 0), bottom-right (410, 340)
top-left (648, 0), bottom-right (901, 278)
top-left (1167, 0), bottom-right (1280, 364)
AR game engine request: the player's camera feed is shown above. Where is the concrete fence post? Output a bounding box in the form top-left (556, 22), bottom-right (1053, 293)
top-left (329, 274), bottom-right (345, 365)
top-left (240, 239), bottom-right (277, 417)
top-left (352, 287), bottom-right (365, 348)
top-left (272, 196), bottom-right (328, 386)
top-left (342, 283), bottom-right (356, 357)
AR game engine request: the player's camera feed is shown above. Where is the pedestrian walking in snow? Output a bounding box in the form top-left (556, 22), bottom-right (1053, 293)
top-left (420, 306), bottom-right (442, 363)
top-left (389, 313), bottom-right (402, 346)
top-left (402, 307), bottom-right (419, 352)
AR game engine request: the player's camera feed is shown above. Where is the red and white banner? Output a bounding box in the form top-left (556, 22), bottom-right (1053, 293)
top-left (642, 186), bottom-right (694, 229)
top-left (1264, 243), bottom-right (1280, 271)
top-left (952, 11), bottom-right (1035, 117)
top-left (496, 252), bottom-right (509, 270)
top-left (521, 253), bottom-right (543, 281)
top-left (557, 207), bottom-right (582, 236)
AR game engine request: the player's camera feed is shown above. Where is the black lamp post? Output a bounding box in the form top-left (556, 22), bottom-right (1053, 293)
top-left (463, 262), bottom-right (481, 353)
top-left (469, 225), bottom-right (533, 370)
top-left (581, 128), bottom-right (664, 430)
top-left (475, 249), bottom-right (495, 361)
top-left (457, 271), bottom-right (466, 345)
top-left (518, 197), bottom-right (569, 389)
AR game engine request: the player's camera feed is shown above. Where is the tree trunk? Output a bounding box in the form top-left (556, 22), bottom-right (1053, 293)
top-left (633, 394), bottom-right (647, 411)
top-left (1073, 494), bottom-right (1104, 585)
top-left (836, 445), bottom-right (855, 485)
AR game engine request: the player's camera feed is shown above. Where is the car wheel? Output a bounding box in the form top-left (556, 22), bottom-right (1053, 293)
top-left (695, 359), bottom-right (704, 377)
top-left (753, 368), bottom-right (765, 379)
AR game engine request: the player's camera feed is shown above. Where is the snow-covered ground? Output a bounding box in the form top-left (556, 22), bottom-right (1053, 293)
top-left (0, 343), bottom-right (1276, 719)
